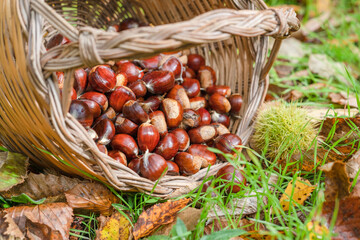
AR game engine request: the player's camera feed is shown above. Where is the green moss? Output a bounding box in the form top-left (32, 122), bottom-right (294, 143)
top-left (252, 102), bottom-right (316, 160)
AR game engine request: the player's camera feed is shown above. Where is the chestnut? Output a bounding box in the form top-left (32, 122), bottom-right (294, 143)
top-left (210, 111), bottom-right (230, 128)
top-left (108, 86), bottom-right (136, 112)
top-left (182, 78), bottom-right (200, 98)
top-left (174, 152), bottom-right (201, 175)
top-left (216, 164), bottom-right (246, 193)
top-left (197, 107), bottom-right (211, 126)
top-left (228, 94), bottom-right (243, 114)
top-left (97, 144), bottom-right (108, 155)
top-left (128, 80), bottom-right (147, 98)
top-left (160, 57), bottom-right (183, 79)
top-left (128, 157), bottom-right (141, 174)
top-left (171, 128), bottom-right (190, 151)
top-left (213, 133), bottom-right (242, 161)
top-left (209, 93), bottom-right (231, 114)
top-left (155, 133), bottom-right (179, 160)
top-left (187, 54), bottom-right (205, 72)
top-left (122, 100), bottom-right (149, 125)
top-left (74, 68), bottom-right (88, 94)
top-left (166, 161), bottom-right (180, 176)
top-left (46, 33), bottom-right (70, 50)
top-left (140, 150), bottom-right (168, 181)
top-left (189, 97), bottom-right (206, 111)
top-left (161, 98), bottom-right (183, 129)
top-left (115, 116), bottom-right (138, 136)
top-left (78, 99), bottom-right (101, 118)
top-left (149, 111), bottom-right (168, 138)
top-left (69, 100), bottom-right (93, 129)
top-left (80, 92), bottom-right (108, 112)
top-left (93, 107), bottom-right (116, 126)
top-left (139, 96), bottom-right (162, 113)
top-left (89, 65), bottom-right (116, 93)
top-left (182, 67), bottom-right (196, 79)
top-left (135, 55), bottom-right (161, 70)
top-left (111, 134), bottom-right (138, 159)
top-left (182, 109), bottom-right (201, 129)
top-left (117, 62), bottom-right (144, 83)
top-left (93, 118), bottom-right (115, 145)
top-left (115, 72), bottom-right (128, 87)
top-left (137, 122), bottom-right (160, 152)
top-left (166, 85), bottom-right (190, 109)
top-left (188, 125), bottom-right (217, 144)
top-left (108, 150), bottom-right (127, 166)
top-left (206, 85), bottom-right (231, 97)
top-left (197, 65), bottom-right (216, 89)
top-left (143, 71), bottom-right (175, 95)
top-left (188, 144), bottom-right (216, 168)
top-left (211, 123), bottom-right (230, 136)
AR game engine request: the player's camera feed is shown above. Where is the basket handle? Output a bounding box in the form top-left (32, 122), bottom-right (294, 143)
top-left (31, 1), bottom-right (300, 71)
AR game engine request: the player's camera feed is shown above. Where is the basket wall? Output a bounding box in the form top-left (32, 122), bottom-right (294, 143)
top-left (0, 0), bottom-right (299, 196)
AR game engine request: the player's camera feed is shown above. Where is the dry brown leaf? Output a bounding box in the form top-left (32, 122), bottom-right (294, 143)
top-left (306, 108), bottom-right (358, 122)
top-left (204, 218), bottom-right (265, 235)
top-left (96, 211), bottom-right (132, 240)
top-left (346, 150), bottom-right (360, 179)
top-left (0, 211), bottom-right (25, 239)
top-left (65, 182), bottom-right (117, 216)
top-left (320, 116), bottom-right (360, 143)
top-left (3, 203), bottom-right (73, 240)
top-left (133, 198), bottom-right (191, 240)
top-left (155, 207), bottom-right (202, 236)
top-left (0, 152), bottom-right (29, 192)
top-left (1, 173), bottom-right (82, 201)
top-left (279, 178), bottom-right (315, 211)
top-left (289, 83), bottom-right (328, 101)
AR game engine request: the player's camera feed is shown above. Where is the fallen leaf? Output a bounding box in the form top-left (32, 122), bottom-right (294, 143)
top-left (155, 207), bottom-right (202, 236)
top-left (1, 173), bottom-right (82, 201)
top-left (346, 150), bottom-right (360, 179)
top-left (306, 108), bottom-right (358, 122)
top-left (0, 152), bottom-right (29, 191)
top-left (133, 198), bottom-right (191, 240)
top-left (329, 92), bottom-right (358, 109)
top-left (204, 218), bottom-right (265, 235)
top-left (96, 211), bottom-right (132, 240)
top-left (274, 64), bottom-right (293, 78)
top-left (3, 203), bottom-right (73, 240)
top-left (279, 177), bottom-right (315, 211)
top-left (0, 211), bottom-right (25, 239)
top-left (320, 116), bottom-right (360, 143)
top-left (65, 182), bottom-right (117, 216)
top-left (289, 83), bottom-right (328, 101)
top-left (237, 232), bottom-right (281, 240)
top-left (306, 220), bottom-right (329, 239)
top-left (293, 12), bottom-right (331, 40)
top-left (277, 38), bottom-right (310, 64)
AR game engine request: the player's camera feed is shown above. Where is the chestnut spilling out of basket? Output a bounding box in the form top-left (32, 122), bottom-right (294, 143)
top-left (49, 22), bottom-right (245, 186)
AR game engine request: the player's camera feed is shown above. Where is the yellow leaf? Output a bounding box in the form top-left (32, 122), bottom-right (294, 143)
top-left (306, 221), bottom-right (329, 239)
top-left (280, 178), bottom-right (315, 211)
top-left (97, 211), bottom-right (132, 240)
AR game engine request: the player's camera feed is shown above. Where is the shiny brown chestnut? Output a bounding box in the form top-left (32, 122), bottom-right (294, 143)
top-left (93, 107), bottom-right (116, 126)
top-left (115, 116), bottom-right (138, 136)
top-left (93, 118), bottom-right (115, 145)
top-left (197, 65), bottom-right (216, 89)
top-left (209, 93), bottom-right (231, 114)
top-left (89, 65), bottom-right (116, 93)
top-left (188, 125), bottom-right (217, 144)
top-left (161, 98), bottom-right (183, 128)
top-left (117, 62), bottom-right (144, 83)
top-left (139, 95), bottom-right (162, 113)
top-left (182, 109), bottom-right (201, 129)
top-left (228, 94), bottom-right (243, 114)
top-left (74, 68), bottom-right (88, 94)
top-left (137, 122), bottom-right (160, 152)
top-left (128, 157), bottom-right (141, 174)
top-left (187, 54), bottom-right (205, 72)
top-left (216, 164), bottom-right (246, 193)
top-left (140, 150), bottom-right (168, 181)
top-left (115, 72), bottom-right (128, 87)
top-left (78, 99), bottom-right (101, 118)
top-left (166, 85), bottom-right (190, 109)
top-left (182, 67), bottom-right (196, 79)
top-left (182, 78), bottom-right (201, 98)
top-left (160, 57), bottom-right (183, 79)
top-left (211, 123), bottom-right (230, 136)
top-left (188, 144), bottom-right (216, 168)
top-left (122, 100), bottom-right (149, 125)
top-left (135, 55), bottom-right (161, 70)
top-left (213, 133), bottom-right (242, 161)
top-left (69, 100), bottom-right (93, 129)
top-left (166, 161), bottom-right (180, 176)
top-left (149, 111), bottom-right (168, 138)
top-left (189, 97), bottom-right (207, 111)
top-left (210, 111), bottom-right (230, 128)
top-left (171, 128), bottom-right (190, 151)
top-left (111, 134), bottom-right (139, 159)
top-left (155, 133), bottom-right (179, 160)
top-left (97, 144), bottom-right (108, 155)
top-left (128, 80), bottom-right (147, 98)
top-left (174, 152), bottom-right (202, 176)
top-left (143, 71), bottom-right (175, 95)
top-left (80, 92), bottom-right (109, 112)
top-left (206, 85), bottom-right (231, 97)
top-left (108, 86), bottom-right (136, 112)
top-left (108, 150), bottom-right (127, 166)
top-left (46, 33), bottom-right (70, 50)
top-left (197, 107), bottom-right (211, 126)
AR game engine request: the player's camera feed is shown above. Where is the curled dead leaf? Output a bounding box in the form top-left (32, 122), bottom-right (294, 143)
top-left (96, 211), bottom-right (132, 240)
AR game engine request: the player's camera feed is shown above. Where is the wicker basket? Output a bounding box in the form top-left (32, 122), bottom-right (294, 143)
top-left (0, 0), bottom-right (299, 197)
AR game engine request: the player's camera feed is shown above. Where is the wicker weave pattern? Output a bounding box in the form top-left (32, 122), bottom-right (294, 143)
top-left (0, 0), bottom-right (299, 196)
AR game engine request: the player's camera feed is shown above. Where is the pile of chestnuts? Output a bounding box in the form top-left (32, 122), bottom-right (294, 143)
top-left (47, 19), bottom-right (246, 187)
